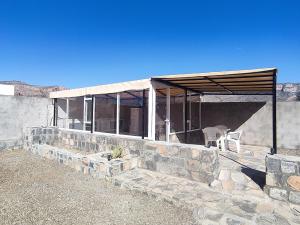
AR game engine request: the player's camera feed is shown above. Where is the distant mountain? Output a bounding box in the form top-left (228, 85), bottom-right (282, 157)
top-left (0, 80), bottom-right (299, 101)
top-left (277, 83), bottom-right (300, 101)
top-left (0, 80), bottom-right (67, 97)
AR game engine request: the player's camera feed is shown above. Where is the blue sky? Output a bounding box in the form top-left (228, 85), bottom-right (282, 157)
top-left (0, 0), bottom-right (299, 88)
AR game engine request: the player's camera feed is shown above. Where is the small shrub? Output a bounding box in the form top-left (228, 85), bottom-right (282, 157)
top-left (112, 146), bottom-right (123, 159)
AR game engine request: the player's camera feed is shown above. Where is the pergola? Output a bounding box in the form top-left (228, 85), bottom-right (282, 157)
top-left (51, 68), bottom-right (278, 154)
top-left (152, 68), bottom-right (277, 153)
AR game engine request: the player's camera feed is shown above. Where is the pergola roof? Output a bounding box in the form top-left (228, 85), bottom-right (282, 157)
top-left (152, 68), bottom-right (277, 95)
top-left (50, 68), bottom-right (277, 98)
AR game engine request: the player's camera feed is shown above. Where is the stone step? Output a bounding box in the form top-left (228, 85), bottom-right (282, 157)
top-left (111, 168), bottom-right (300, 224)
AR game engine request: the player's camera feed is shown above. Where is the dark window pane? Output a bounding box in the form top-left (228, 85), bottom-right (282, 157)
top-left (94, 94), bottom-right (117, 134)
top-left (69, 97), bottom-right (84, 130)
top-left (119, 90), bottom-right (148, 137)
top-left (57, 98), bottom-right (67, 128)
top-left (155, 90), bottom-right (166, 141)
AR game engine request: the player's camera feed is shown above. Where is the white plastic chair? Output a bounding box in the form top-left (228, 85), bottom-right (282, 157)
top-left (226, 130), bottom-right (243, 153)
top-left (202, 127), bottom-right (226, 151)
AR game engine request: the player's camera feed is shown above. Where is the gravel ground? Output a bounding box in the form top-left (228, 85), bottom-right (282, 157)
top-left (0, 150), bottom-right (196, 225)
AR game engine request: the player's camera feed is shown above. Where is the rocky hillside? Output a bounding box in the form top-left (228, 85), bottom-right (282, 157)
top-left (277, 83), bottom-right (300, 101)
top-left (0, 81), bottom-right (299, 101)
top-left (0, 81), bottom-right (67, 97)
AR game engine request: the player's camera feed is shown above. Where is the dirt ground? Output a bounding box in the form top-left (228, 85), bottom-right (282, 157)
top-left (0, 150), bottom-right (195, 225)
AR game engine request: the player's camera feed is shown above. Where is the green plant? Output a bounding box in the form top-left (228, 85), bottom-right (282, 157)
top-left (112, 146), bottom-right (123, 159)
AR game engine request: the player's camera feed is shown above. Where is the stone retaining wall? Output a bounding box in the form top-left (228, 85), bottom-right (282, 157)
top-left (265, 154), bottom-right (300, 204)
top-left (24, 127), bottom-right (220, 184)
top-left (29, 144), bottom-right (137, 179)
top-left (0, 139), bottom-right (23, 151)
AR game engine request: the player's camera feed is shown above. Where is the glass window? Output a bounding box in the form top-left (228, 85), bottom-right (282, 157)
top-left (189, 94), bottom-right (200, 130)
top-left (155, 89), bottom-right (166, 141)
top-left (94, 94), bottom-right (117, 134)
top-left (68, 97), bottom-right (84, 130)
top-left (119, 90), bottom-right (148, 137)
top-left (57, 98), bottom-right (67, 128)
top-left (170, 89), bottom-right (185, 133)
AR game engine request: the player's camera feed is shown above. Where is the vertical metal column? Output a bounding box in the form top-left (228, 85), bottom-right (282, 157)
top-left (166, 88), bottom-right (171, 142)
top-left (116, 93), bottom-right (120, 135)
top-left (142, 90), bottom-right (146, 139)
top-left (66, 98), bottom-right (69, 129)
top-left (91, 95), bottom-right (95, 133)
top-left (53, 98), bottom-right (57, 126)
top-left (184, 89), bottom-right (188, 143)
top-left (271, 72), bottom-right (277, 154)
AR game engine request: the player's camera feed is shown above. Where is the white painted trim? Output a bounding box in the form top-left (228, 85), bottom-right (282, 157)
top-left (50, 79), bottom-right (151, 98)
top-left (152, 86), bottom-right (156, 140)
top-left (148, 83), bottom-right (156, 140)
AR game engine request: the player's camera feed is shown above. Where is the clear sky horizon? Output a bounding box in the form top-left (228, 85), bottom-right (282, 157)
top-left (0, 0), bottom-right (299, 88)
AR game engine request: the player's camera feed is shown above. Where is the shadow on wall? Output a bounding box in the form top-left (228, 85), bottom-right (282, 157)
top-left (172, 102), bottom-right (266, 145)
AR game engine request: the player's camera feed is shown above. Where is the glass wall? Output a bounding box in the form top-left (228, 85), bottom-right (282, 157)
top-left (170, 89), bottom-right (185, 133)
top-left (189, 94), bottom-right (201, 130)
top-left (94, 94), bottom-right (117, 134)
top-left (57, 98), bottom-right (67, 128)
top-left (68, 97), bottom-right (84, 130)
top-left (55, 89), bottom-right (148, 138)
top-left (155, 89), bottom-right (166, 141)
top-left (119, 91), bottom-right (148, 137)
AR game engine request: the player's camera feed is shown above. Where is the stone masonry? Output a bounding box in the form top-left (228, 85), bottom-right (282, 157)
top-left (23, 127), bottom-right (220, 184)
top-left (265, 154), bottom-right (300, 205)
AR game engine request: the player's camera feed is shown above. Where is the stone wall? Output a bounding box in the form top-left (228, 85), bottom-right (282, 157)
top-left (24, 127), bottom-right (220, 184)
top-left (265, 154), bottom-right (300, 205)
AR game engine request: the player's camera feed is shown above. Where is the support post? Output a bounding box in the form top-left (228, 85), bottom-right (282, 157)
top-left (184, 89), bottom-right (188, 143)
top-left (91, 95), bottom-right (95, 133)
top-left (116, 93), bottom-right (120, 135)
top-left (271, 73), bottom-right (277, 154)
top-left (53, 98), bottom-right (57, 127)
top-left (66, 98), bottom-right (69, 129)
top-left (166, 88), bottom-right (171, 142)
top-left (148, 84), bottom-right (156, 140)
top-left (142, 90), bottom-right (146, 139)
top-left (83, 96), bottom-right (86, 131)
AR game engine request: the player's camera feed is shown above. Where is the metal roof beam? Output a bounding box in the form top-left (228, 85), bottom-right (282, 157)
top-left (203, 92), bottom-right (273, 96)
top-left (152, 78), bottom-right (203, 95)
top-left (205, 77), bottom-right (233, 94)
top-left (164, 74), bottom-right (273, 82)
